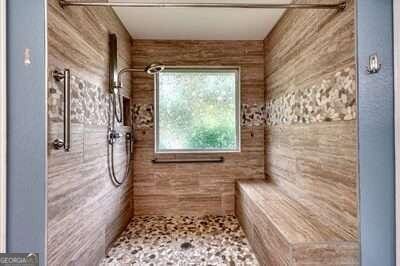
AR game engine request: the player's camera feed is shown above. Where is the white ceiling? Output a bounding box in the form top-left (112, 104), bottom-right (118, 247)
top-left (111, 0), bottom-right (286, 40)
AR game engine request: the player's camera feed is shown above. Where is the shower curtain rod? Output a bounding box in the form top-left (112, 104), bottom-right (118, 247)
top-left (59, 0), bottom-right (347, 11)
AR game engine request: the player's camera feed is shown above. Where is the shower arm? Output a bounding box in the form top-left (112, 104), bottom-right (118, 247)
top-left (114, 68), bottom-right (145, 90)
top-left (114, 64), bottom-right (165, 90)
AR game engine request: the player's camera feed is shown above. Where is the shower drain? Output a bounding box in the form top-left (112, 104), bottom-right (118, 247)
top-left (180, 242), bottom-right (194, 250)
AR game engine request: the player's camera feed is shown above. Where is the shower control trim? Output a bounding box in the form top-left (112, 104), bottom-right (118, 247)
top-left (53, 138), bottom-right (64, 149)
top-left (52, 69), bottom-right (71, 151)
top-left (108, 129), bottom-right (122, 144)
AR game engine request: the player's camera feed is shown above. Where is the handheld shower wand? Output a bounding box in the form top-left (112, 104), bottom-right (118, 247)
top-left (108, 61), bottom-right (165, 187)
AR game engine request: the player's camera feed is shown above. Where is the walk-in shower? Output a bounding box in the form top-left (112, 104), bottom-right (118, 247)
top-left (108, 34), bottom-right (165, 186)
top-left (52, 0), bottom-right (349, 188)
top-left (59, 0), bottom-right (348, 186)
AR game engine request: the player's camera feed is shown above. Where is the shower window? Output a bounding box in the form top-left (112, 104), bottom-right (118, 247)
top-left (155, 67), bottom-right (240, 153)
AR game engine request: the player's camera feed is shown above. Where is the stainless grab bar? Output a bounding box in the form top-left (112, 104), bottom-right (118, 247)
top-left (52, 69), bottom-right (71, 152)
top-left (152, 157), bottom-right (224, 164)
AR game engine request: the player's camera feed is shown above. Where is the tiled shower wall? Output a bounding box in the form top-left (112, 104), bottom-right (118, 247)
top-left (264, 0), bottom-right (358, 239)
top-left (47, 1), bottom-right (133, 264)
top-left (131, 40), bottom-right (266, 216)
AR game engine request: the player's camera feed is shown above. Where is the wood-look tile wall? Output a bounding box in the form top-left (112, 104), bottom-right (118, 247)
top-left (264, 0), bottom-right (358, 239)
top-left (47, 1), bottom-right (133, 264)
top-left (131, 40), bottom-right (265, 216)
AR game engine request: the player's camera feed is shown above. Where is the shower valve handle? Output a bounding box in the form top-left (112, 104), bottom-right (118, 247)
top-left (53, 138), bottom-right (65, 149)
top-left (108, 129), bottom-right (122, 144)
top-left (110, 131), bottom-right (121, 139)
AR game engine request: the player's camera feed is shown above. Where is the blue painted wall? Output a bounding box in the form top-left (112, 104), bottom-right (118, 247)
top-left (357, 0), bottom-right (395, 265)
top-left (6, 0), bottom-right (47, 265)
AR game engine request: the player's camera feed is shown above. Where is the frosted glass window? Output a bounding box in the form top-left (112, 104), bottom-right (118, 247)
top-left (155, 68), bottom-right (240, 153)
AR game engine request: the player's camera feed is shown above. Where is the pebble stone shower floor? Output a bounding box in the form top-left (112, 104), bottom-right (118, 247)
top-left (100, 215), bottom-right (259, 266)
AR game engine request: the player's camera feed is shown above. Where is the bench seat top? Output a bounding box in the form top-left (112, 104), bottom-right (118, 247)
top-left (237, 179), bottom-right (357, 245)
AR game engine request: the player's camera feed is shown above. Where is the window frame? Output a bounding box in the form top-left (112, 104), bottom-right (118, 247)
top-left (154, 66), bottom-right (241, 154)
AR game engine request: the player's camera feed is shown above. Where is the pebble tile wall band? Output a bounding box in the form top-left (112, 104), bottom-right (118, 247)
top-left (132, 104), bottom-right (154, 129)
top-left (100, 215), bottom-right (259, 265)
top-left (131, 68), bottom-right (355, 129)
top-left (48, 72), bottom-right (267, 130)
top-left (131, 103), bottom-right (267, 129)
top-left (49, 68), bottom-right (355, 129)
top-left (265, 68), bottom-right (356, 126)
top-left (48, 73), bottom-right (110, 126)
top-left (241, 104), bottom-right (266, 127)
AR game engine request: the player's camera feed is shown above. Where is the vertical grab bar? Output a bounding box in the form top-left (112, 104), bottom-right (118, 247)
top-left (52, 69), bottom-right (71, 151)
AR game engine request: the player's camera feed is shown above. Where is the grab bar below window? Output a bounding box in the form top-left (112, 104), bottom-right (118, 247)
top-left (152, 157), bottom-right (224, 164)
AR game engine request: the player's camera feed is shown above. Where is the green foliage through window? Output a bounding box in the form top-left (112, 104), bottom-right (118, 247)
top-left (156, 68), bottom-right (239, 152)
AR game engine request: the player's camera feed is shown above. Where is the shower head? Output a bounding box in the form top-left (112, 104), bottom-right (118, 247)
top-left (145, 63), bottom-right (165, 75)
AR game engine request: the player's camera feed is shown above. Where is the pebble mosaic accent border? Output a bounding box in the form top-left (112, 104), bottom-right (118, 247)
top-left (131, 103), bottom-right (266, 129)
top-left (100, 215), bottom-right (259, 266)
top-left (265, 68), bottom-right (356, 126)
top-left (132, 104), bottom-right (154, 129)
top-left (84, 81), bottom-right (109, 126)
top-left (132, 65), bottom-right (356, 130)
top-left (241, 104), bottom-right (266, 127)
top-left (48, 72), bottom-right (109, 126)
top-left (49, 68), bottom-right (356, 129)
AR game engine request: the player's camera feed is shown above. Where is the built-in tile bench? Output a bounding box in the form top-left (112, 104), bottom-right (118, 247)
top-left (235, 179), bottom-right (359, 265)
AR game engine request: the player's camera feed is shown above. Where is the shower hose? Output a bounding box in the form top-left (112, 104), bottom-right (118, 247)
top-left (107, 91), bottom-right (132, 186)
